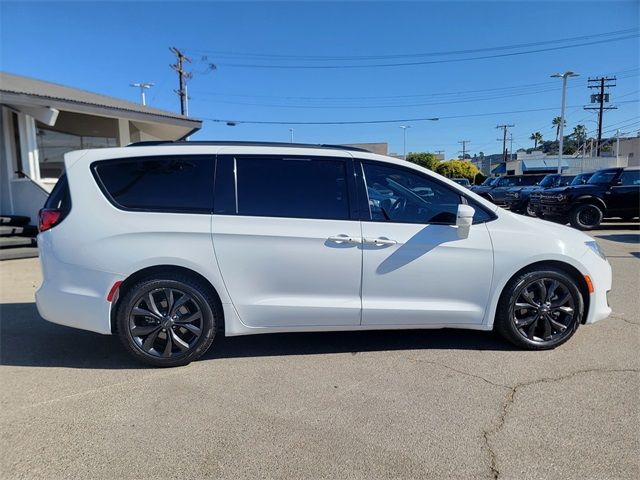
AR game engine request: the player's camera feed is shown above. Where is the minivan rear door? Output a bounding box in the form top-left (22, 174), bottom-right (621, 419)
top-left (211, 151), bottom-right (363, 328)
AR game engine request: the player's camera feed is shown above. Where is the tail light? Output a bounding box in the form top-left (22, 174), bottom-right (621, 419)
top-left (38, 208), bottom-right (63, 232)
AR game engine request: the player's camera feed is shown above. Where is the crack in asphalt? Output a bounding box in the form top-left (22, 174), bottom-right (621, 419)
top-left (610, 314), bottom-right (640, 326)
top-left (482, 367), bottom-right (640, 479)
top-left (407, 357), bottom-right (512, 390)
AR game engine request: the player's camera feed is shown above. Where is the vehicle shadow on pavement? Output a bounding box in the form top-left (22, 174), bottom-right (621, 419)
top-left (594, 233), bottom-right (640, 244)
top-left (0, 302), bottom-right (514, 369)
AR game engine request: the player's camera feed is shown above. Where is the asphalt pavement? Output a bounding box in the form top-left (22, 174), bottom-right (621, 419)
top-left (1, 221), bottom-right (638, 479)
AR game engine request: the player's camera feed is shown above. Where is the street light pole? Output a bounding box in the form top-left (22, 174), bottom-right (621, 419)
top-left (289, 128), bottom-right (294, 143)
top-left (551, 71), bottom-right (579, 174)
top-left (400, 125), bottom-right (411, 160)
top-left (130, 82), bottom-right (155, 106)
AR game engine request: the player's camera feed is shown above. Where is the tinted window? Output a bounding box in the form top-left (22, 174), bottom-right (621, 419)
top-left (362, 162), bottom-right (461, 224)
top-left (497, 177), bottom-right (517, 187)
top-left (235, 156), bottom-right (350, 220)
top-left (94, 156), bottom-right (214, 213)
top-left (571, 173), bottom-right (592, 185)
top-left (588, 169), bottom-right (619, 185)
top-left (518, 176), bottom-right (540, 186)
top-left (619, 170), bottom-right (640, 186)
top-left (44, 173), bottom-right (71, 212)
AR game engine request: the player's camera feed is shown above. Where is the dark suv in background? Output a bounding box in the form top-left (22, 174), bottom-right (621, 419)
top-left (539, 167), bottom-right (640, 230)
top-left (471, 175), bottom-right (544, 205)
top-left (504, 174), bottom-right (574, 215)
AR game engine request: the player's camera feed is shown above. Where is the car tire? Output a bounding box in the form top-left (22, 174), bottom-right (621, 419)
top-left (495, 267), bottom-right (584, 350)
top-left (116, 274), bottom-right (219, 367)
top-left (569, 203), bottom-right (603, 230)
top-left (525, 201), bottom-right (537, 217)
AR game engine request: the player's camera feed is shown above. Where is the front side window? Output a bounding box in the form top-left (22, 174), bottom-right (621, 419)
top-left (93, 155), bottom-right (214, 213)
top-left (539, 175), bottom-right (559, 187)
top-left (234, 156), bottom-right (350, 220)
top-left (588, 169), bottom-right (620, 185)
top-left (362, 162), bottom-right (461, 224)
top-left (571, 173), bottom-right (592, 185)
top-left (497, 177), bottom-right (516, 187)
top-left (619, 170), bottom-right (640, 186)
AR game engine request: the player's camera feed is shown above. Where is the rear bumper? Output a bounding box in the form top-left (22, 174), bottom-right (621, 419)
top-left (35, 238), bottom-right (121, 335)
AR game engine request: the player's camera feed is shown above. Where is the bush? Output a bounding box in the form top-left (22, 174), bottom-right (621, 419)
top-left (406, 152), bottom-right (439, 171)
top-left (435, 160), bottom-right (480, 181)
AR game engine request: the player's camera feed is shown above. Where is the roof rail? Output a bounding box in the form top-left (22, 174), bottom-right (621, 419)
top-left (126, 140), bottom-right (371, 152)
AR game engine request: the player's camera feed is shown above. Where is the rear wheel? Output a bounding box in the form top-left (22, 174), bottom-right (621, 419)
top-left (116, 274), bottom-right (218, 367)
top-left (495, 268), bottom-right (583, 350)
top-left (569, 203), bottom-right (603, 230)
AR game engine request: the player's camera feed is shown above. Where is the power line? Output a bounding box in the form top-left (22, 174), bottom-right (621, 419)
top-left (204, 100), bottom-right (638, 125)
top-left (213, 34), bottom-right (638, 69)
top-left (186, 28), bottom-right (636, 62)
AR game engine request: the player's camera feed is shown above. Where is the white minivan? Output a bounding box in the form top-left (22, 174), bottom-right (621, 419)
top-left (36, 142), bottom-right (612, 366)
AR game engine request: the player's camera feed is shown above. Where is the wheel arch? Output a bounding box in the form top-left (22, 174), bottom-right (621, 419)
top-left (110, 264), bottom-right (225, 334)
top-left (497, 260), bottom-right (591, 326)
top-left (573, 195), bottom-right (607, 210)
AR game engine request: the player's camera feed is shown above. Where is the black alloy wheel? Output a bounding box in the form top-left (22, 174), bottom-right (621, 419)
top-left (495, 268), bottom-right (583, 349)
top-left (117, 275), bottom-right (218, 367)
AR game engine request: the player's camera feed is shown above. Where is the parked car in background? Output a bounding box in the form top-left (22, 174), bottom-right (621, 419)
top-left (35, 141), bottom-right (612, 366)
top-left (473, 175), bottom-right (544, 206)
top-left (506, 173), bottom-right (576, 216)
top-left (530, 172), bottom-right (593, 217)
top-left (452, 177), bottom-right (471, 188)
top-left (539, 167), bottom-right (640, 230)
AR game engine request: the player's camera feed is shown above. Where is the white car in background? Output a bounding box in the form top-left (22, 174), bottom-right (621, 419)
top-left (36, 142), bottom-right (612, 367)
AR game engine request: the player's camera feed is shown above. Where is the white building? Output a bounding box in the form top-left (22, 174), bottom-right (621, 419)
top-left (1, 72), bottom-right (202, 223)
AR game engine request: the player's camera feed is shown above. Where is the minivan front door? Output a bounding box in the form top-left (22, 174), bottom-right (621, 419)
top-left (358, 161), bottom-right (494, 326)
top-left (211, 153), bottom-right (362, 328)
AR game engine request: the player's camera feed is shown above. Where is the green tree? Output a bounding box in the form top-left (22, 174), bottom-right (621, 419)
top-left (552, 116), bottom-right (566, 141)
top-left (406, 152), bottom-right (439, 171)
top-left (435, 160), bottom-right (480, 181)
top-left (529, 131), bottom-right (543, 149)
top-left (573, 124), bottom-right (587, 145)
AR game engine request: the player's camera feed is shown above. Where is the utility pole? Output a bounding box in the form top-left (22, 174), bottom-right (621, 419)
top-left (585, 76), bottom-right (616, 157)
top-left (496, 124), bottom-right (514, 165)
top-left (130, 82), bottom-right (154, 106)
top-left (458, 140), bottom-right (470, 160)
top-left (170, 47), bottom-right (192, 116)
top-left (400, 125), bottom-right (411, 160)
top-left (509, 133), bottom-right (513, 161)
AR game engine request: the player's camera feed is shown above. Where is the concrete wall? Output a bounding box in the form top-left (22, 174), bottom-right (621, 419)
top-left (618, 137), bottom-right (639, 167)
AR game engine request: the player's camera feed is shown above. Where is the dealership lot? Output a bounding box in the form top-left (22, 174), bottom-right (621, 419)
top-left (1, 222), bottom-right (638, 479)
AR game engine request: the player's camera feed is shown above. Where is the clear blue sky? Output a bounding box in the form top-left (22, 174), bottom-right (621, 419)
top-left (1, 0), bottom-right (638, 157)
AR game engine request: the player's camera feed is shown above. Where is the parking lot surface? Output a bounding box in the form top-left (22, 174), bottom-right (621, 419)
top-left (1, 222), bottom-right (638, 479)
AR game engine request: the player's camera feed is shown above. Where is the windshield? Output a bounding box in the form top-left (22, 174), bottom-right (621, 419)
top-left (588, 170), bottom-right (618, 185)
top-left (538, 175), bottom-right (559, 187)
top-left (481, 177), bottom-right (497, 186)
top-left (571, 173), bottom-right (591, 186)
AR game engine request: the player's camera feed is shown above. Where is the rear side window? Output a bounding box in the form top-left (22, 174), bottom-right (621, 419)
top-left (233, 156), bottom-right (350, 220)
top-left (619, 170), bottom-right (640, 186)
top-left (93, 156), bottom-right (214, 213)
top-left (44, 173), bottom-right (71, 211)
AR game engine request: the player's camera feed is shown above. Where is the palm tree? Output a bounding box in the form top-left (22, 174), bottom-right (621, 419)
top-left (573, 124), bottom-right (587, 144)
top-left (552, 116), bottom-right (566, 141)
top-left (529, 132), bottom-right (543, 149)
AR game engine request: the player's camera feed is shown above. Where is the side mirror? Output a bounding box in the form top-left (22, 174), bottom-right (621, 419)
top-left (456, 204), bottom-right (475, 239)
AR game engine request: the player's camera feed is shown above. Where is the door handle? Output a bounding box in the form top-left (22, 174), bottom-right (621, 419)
top-left (363, 237), bottom-right (397, 246)
top-left (327, 235), bottom-right (362, 244)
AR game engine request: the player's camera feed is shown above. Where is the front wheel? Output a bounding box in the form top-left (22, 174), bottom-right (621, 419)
top-left (569, 203), bottom-right (603, 230)
top-left (495, 268), bottom-right (584, 350)
top-left (525, 201), bottom-right (537, 217)
top-left (116, 274), bottom-right (218, 367)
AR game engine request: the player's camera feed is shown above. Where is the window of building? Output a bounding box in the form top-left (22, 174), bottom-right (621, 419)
top-left (234, 156), bottom-right (350, 220)
top-left (93, 156), bottom-right (214, 213)
top-left (8, 111), bottom-right (24, 177)
top-left (36, 123), bottom-right (117, 179)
